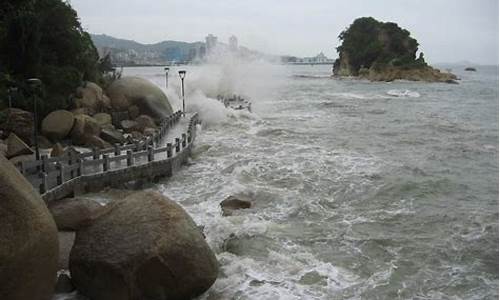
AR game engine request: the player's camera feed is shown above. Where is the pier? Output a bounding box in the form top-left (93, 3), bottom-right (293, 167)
top-left (16, 111), bottom-right (200, 202)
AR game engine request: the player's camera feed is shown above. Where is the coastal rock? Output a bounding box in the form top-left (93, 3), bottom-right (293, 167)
top-left (464, 67), bottom-right (477, 71)
top-left (143, 127), bottom-right (156, 137)
top-left (84, 135), bottom-right (111, 149)
top-left (0, 154), bottom-right (59, 300)
top-left (0, 139), bottom-right (7, 157)
top-left (41, 110), bottom-right (75, 141)
top-left (220, 195), bottom-right (252, 216)
top-left (0, 108), bottom-right (34, 145)
top-left (120, 119), bottom-right (139, 133)
top-left (55, 273), bottom-right (75, 294)
top-left (93, 112), bottom-right (112, 127)
top-left (74, 82), bottom-right (110, 115)
top-left (6, 132), bottom-right (33, 158)
top-left (360, 65), bottom-right (459, 83)
top-left (51, 142), bottom-right (65, 157)
top-left (128, 105), bottom-right (140, 119)
top-left (71, 114), bottom-right (101, 145)
top-left (48, 197), bottom-right (103, 231)
top-left (101, 127), bottom-right (125, 144)
top-left (38, 135), bottom-right (53, 149)
top-left (135, 114), bottom-right (156, 132)
top-left (69, 191), bottom-right (218, 300)
top-left (107, 77), bottom-right (174, 119)
top-left (130, 131), bottom-right (144, 140)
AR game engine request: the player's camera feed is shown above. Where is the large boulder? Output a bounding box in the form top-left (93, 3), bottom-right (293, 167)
top-left (74, 82), bottom-right (110, 115)
top-left (120, 119), bottom-right (139, 133)
top-left (70, 191), bottom-right (218, 300)
top-left (50, 142), bottom-right (65, 157)
top-left (71, 114), bottom-right (101, 145)
top-left (0, 108), bottom-right (34, 145)
top-left (6, 132), bottom-right (33, 158)
top-left (0, 154), bottom-right (59, 300)
top-left (135, 115), bottom-right (156, 133)
top-left (48, 197), bottom-right (103, 231)
top-left (93, 113), bottom-right (112, 127)
top-left (107, 77), bottom-right (173, 119)
top-left (84, 135), bottom-right (111, 149)
top-left (41, 110), bottom-right (75, 141)
top-left (220, 195), bottom-right (252, 216)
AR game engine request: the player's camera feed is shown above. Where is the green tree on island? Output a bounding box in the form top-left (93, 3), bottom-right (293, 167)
top-left (0, 0), bottom-right (105, 117)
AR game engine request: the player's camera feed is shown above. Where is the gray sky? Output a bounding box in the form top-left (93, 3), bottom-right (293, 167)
top-left (71, 0), bottom-right (499, 65)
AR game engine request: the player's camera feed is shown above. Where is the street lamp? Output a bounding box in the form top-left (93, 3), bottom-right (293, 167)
top-left (178, 70), bottom-right (186, 115)
top-left (164, 67), bottom-right (170, 88)
top-left (7, 86), bottom-right (17, 108)
top-left (27, 78), bottom-right (42, 160)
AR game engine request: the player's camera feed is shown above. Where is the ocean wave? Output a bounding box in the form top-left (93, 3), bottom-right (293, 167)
top-left (386, 89), bottom-right (421, 98)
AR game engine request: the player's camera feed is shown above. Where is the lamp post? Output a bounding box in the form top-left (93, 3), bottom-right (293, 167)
top-left (7, 86), bottom-right (17, 108)
top-left (164, 67), bottom-right (170, 88)
top-left (178, 70), bottom-right (186, 115)
top-left (27, 78), bottom-right (42, 160)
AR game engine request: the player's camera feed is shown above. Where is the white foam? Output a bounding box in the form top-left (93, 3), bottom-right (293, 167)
top-left (387, 89), bottom-right (421, 98)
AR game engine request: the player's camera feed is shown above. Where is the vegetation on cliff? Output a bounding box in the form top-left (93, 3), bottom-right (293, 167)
top-left (333, 17), bottom-right (456, 82)
top-left (0, 0), bottom-right (109, 117)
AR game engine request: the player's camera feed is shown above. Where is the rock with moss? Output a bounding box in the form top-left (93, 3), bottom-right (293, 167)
top-left (333, 17), bottom-right (458, 83)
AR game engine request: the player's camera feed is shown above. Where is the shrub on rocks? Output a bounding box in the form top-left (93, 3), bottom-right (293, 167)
top-left (70, 191), bottom-right (218, 300)
top-left (0, 154), bottom-right (59, 300)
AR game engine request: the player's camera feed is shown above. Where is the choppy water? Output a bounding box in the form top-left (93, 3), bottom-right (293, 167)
top-left (123, 64), bottom-right (498, 299)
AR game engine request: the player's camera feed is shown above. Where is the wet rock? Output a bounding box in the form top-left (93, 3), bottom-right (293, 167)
top-left (51, 143), bottom-right (65, 157)
top-left (70, 191), bottom-right (218, 300)
top-left (0, 139), bottom-right (7, 157)
top-left (135, 114), bottom-right (156, 132)
top-left (222, 234), bottom-right (273, 258)
top-left (42, 110), bottom-right (75, 141)
top-left (464, 67), bottom-right (477, 71)
top-left (0, 108), bottom-right (34, 145)
top-left (93, 112), bottom-right (112, 127)
top-left (74, 82), bottom-right (110, 115)
top-left (130, 131), bottom-right (144, 140)
top-left (84, 135), bottom-right (111, 149)
top-left (128, 105), bottom-right (140, 119)
top-left (220, 195), bottom-right (252, 216)
top-left (48, 197), bottom-right (103, 231)
top-left (143, 127), bottom-right (156, 137)
top-left (120, 119), bottom-right (139, 133)
top-left (0, 154), bottom-right (59, 300)
top-left (71, 115), bottom-right (101, 145)
top-left (6, 132), bottom-right (33, 158)
top-left (54, 273), bottom-right (75, 294)
top-left (38, 135), bottom-right (53, 149)
top-left (100, 127), bottom-right (125, 144)
top-left (107, 77), bottom-right (173, 119)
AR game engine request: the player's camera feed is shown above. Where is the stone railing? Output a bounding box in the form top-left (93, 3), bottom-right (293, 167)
top-left (16, 111), bottom-right (200, 202)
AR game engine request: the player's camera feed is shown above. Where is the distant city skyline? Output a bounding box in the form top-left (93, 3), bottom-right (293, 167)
top-left (71, 0), bottom-right (499, 65)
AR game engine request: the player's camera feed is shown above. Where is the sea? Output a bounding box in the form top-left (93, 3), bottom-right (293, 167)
top-left (120, 63), bottom-right (498, 300)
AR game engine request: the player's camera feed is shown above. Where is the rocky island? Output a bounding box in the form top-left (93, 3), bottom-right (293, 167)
top-left (333, 17), bottom-right (458, 83)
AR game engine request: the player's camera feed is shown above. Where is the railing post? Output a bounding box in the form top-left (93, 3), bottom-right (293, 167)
top-left (77, 158), bottom-right (83, 177)
top-left (135, 141), bottom-right (141, 152)
top-left (182, 133), bottom-right (187, 148)
top-left (175, 138), bottom-right (180, 153)
top-left (187, 130), bottom-right (192, 143)
top-left (166, 143), bottom-right (173, 157)
top-left (127, 150), bottom-right (134, 166)
top-left (41, 155), bottom-right (48, 172)
top-left (39, 172), bottom-right (48, 194)
top-left (68, 150), bottom-right (74, 179)
top-left (56, 162), bottom-right (64, 185)
top-left (114, 143), bottom-right (120, 156)
top-left (103, 154), bottom-right (109, 172)
top-left (93, 148), bottom-right (99, 160)
top-left (148, 146), bottom-right (154, 162)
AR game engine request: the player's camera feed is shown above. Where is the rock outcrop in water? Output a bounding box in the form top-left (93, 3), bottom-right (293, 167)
top-left (333, 17), bottom-right (458, 83)
top-left (69, 191), bottom-right (218, 300)
top-left (0, 154), bottom-right (59, 300)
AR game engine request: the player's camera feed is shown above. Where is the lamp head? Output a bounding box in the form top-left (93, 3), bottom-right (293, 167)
top-left (27, 78), bottom-right (42, 88)
top-left (164, 67), bottom-right (170, 72)
top-left (178, 70), bottom-right (186, 79)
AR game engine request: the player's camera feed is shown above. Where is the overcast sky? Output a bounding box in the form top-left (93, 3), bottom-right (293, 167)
top-left (71, 0), bottom-right (498, 65)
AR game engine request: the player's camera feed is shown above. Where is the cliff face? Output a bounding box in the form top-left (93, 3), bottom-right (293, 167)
top-left (333, 17), bottom-right (457, 83)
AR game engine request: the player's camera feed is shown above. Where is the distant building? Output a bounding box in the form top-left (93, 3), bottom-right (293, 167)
top-left (229, 35), bottom-right (238, 52)
top-left (291, 52), bottom-right (335, 64)
top-left (205, 34), bottom-right (218, 53)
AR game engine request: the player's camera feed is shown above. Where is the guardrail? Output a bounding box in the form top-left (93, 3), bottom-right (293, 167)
top-left (16, 110), bottom-right (200, 201)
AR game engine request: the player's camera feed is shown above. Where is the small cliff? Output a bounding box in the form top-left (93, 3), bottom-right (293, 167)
top-left (333, 17), bottom-right (457, 83)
